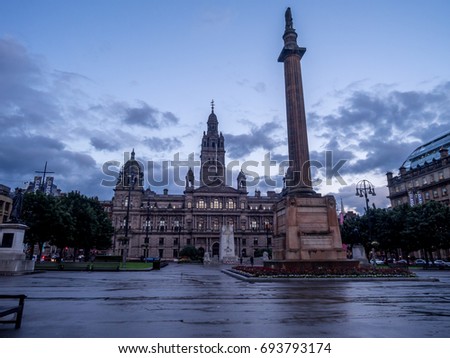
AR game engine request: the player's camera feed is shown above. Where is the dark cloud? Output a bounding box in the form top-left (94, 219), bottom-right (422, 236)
top-left (90, 136), bottom-right (117, 151)
top-left (309, 82), bottom-right (450, 176)
top-left (0, 37), bottom-right (182, 199)
top-left (123, 101), bottom-right (180, 128)
top-left (0, 38), bottom-right (61, 132)
top-left (143, 137), bottom-right (182, 152)
top-left (226, 119), bottom-right (284, 158)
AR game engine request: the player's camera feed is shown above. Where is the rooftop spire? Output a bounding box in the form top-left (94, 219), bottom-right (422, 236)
top-left (211, 99), bottom-right (215, 113)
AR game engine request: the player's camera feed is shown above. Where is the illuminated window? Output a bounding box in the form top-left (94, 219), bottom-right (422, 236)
top-left (197, 199), bottom-right (206, 209)
top-left (251, 219), bottom-right (258, 231)
top-left (211, 198), bottom-right (222, 209)
top-left (226, 199), bottom-right (236, 209)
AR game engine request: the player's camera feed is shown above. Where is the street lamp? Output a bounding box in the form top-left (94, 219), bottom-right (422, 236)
top-left (143, 199), bottom-right (151, 259)
top-left (355, 179), bottom-right (377, 265)
top-left (355, 179), bottom-right (376, 212)
top-left (265, 221), bottom-right (272, 251)
top-left (176, 220), bottom-right (183, 259)
top-left (121, 172), bottom-right (136, 267)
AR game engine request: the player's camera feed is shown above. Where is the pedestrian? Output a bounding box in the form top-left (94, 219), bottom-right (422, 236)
top-left (250, 256), bottom-right (254, 266)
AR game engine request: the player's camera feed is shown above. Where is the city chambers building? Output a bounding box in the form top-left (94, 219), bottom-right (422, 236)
top-left (111, 106), bottom-right (279, 261)
top-left (386, 131), bottom-right (450, 208)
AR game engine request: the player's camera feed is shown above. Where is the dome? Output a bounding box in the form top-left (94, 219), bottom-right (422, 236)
top-left (402, 131), bottom-right (450, 170)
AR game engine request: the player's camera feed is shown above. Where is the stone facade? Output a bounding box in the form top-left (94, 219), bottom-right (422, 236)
top-left (387, 132), bottom-right (450, 208)
top-left (111, 109), bottom-right (279, 261)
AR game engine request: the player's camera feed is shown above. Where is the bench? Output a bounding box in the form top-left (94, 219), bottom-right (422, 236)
top-left (0, 294), bottom-right (27, 329)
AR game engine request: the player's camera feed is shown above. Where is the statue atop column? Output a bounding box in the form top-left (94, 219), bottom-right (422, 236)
top-left (285, 7), bottom-right (293, 29)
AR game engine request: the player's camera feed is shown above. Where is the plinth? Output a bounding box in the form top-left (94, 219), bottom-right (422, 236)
top-left (0, 223), bottom-right (35, 275)
top-left (265, 194), bottom-right (358, 271)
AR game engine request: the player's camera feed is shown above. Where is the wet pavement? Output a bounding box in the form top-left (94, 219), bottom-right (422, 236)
top-left (1, 263), bottom-right (450, 338)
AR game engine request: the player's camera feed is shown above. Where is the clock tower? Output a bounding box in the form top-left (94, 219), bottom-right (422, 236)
top-left (200, 101), bottom-right (226, 187)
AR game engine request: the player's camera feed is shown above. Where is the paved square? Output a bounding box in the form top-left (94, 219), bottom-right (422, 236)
top-left (1, 264), bottom-right (449, 337)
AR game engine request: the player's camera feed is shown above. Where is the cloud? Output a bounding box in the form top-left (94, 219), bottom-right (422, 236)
top-left (122, 101), bottom-right (180, 128)
top-left (309, 81), bottom-right (450, 176)
top-left (226, 119), bottom-right (284, 158)
top-left (0, 36), bottom-right (183, 198)
top-left (90, 136), bottom-right (117, 151)
top-left (143, 137), bottom-right (182, 152)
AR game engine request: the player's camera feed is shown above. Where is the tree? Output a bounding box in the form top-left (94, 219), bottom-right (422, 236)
top-left (179, 245), bottom-right (199, 260)
top-left (22, 191), bottom-right (113, 260)
top-left (22, 192), bottom-right (72, 259)
top-left (61, 192), bottom-right (113, 260)
top-left (405, 201), bottom-right (450, 261)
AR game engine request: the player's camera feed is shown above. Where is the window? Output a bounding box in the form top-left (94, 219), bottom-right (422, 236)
top-left (211, 198), bottom-right (222, 209)
top-left (242, 238), bottom-right (247, 246)
top-left (1, 233), bottom-right (14, 248)
top-left (173, 238), bottom-right (178, 245)
top-left (433, 190), bottom-right (439, 198)
top-left (226, 199), bottom-right (236, 209)
top-left (253, 238), bottom-right (258, 246)
top-left (173, 220), bottom-right (180, 231)
top-left (173, 249), bottom-right (178, 258)
top-left (240, 201), bottom-right (245, 210)
top-left (159, 218), bottom-right (166, 232)
top-left (425, 192), bottom-right (430, 200)
top-left (212, 219), bottom-right (219, 231)
top-left (414, 180), bottom-right (419, 187)
top-left (198, 220), bottom-right (204, 231)
top-left (197, 199), bottom-right (206, 209)
top-left (439, 172), bottom-right (444, 180)
top-left (187, 201), bottom-right (192, 209)
top-left (251, 219), bottom-right (258, 231)
top-left (186, 239), bottom-right (191, 246)
top-left (442, 187), bottom-right (448, 196)
top-left (423, 177), bottom-right (428, 185)
top-left (159, 237), bottom-right (164, 245)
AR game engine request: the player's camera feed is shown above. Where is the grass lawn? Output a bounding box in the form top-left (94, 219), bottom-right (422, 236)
top-left (119, 262), bottom-right (153, 270)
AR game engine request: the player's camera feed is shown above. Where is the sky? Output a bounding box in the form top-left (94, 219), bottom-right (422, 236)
top-left (1, 0), bottom-right (450, 214)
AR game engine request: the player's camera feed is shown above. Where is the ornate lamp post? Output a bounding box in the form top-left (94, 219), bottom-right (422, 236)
top-left (121, 172), bottom-right (136, 267)
top-left (265, 221), bottom-right (272, 251)
top-left (355, 179), bottom-right (377, 265)
top-left (142, 199), bottom-right (151, 259)
top-left (355, 180), bottom-right (376, 212)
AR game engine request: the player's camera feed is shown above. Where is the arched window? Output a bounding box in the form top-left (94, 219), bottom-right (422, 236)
top-left (251, 219), bottom-right (258, 231)
top-left (226, 199), bottom-right (236, 209)
top-left (212, 219), bottom-right (219, 231)
top-left (197, 199), bottom-right (206, 209)
top-left (159, 218), bottom-right (166, 232)
top-left (211, 198), bottom-right (222, 209)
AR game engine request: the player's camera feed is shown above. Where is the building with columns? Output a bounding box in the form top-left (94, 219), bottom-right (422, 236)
top-left (111, 106), bottom-right (279, 261)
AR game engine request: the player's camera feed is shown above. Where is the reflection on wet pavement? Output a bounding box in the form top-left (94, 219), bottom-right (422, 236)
top-left (1, 264), bottom-right (449, 338)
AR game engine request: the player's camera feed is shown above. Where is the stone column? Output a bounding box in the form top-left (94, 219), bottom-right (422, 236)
top-left (278, 7), bottom-right (314, 195)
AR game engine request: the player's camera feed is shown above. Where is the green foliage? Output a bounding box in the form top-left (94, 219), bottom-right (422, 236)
top-left (179, 245), bottom-right (199, 260)
top-left (22, 191), bottom-right (113, 257)
top-left (340, 201), bottom-right (450, 258)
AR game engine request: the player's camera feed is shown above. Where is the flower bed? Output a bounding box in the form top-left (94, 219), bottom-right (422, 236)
top-left (231, 265), bottom-right (416, 278)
